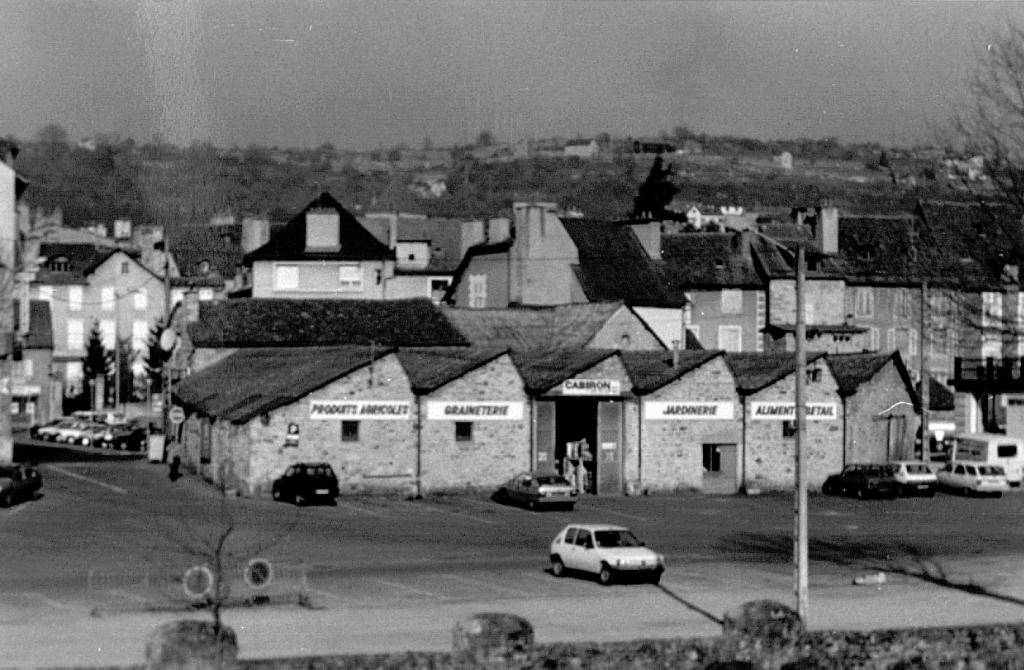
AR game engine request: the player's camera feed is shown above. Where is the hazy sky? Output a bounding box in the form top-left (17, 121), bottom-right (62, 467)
top-left (4, 1), bottom-right (1024, 151)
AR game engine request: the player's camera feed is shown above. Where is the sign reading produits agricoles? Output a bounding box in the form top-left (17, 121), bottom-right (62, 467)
top-left (561, 379), bottom-right (621, 396)
top-left (643, 401), bottom-right (735, 420)
top-left (309, 400), bottom-right (411, 420)
top-left (749, 402), bottom-right (837, 421)
top-left (426, 401), bottom-right (524, 421)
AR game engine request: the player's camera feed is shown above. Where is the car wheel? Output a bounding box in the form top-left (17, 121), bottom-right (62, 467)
top-left (551, 557), bottom-right (565, 578)
top-left (598, 564), bottom-right (614, 586)
top-left (993, 492), bottom-right (1003, 499)
top-left (0, 494), bottom-right (10, 508)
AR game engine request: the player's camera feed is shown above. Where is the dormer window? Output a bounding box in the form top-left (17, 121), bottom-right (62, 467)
top-left (48, 256), bottom-right (70, 272)
top-left (305, 209), bottom-right (341, 251)
top-left (198, 260), bottom-right (212, 275)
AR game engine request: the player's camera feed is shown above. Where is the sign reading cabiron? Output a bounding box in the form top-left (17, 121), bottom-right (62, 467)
top-left (643, 401), bottom-right (735, 420)
top-left (309, 400), bottom-right (411, 420)
top-left (426, 401), bottom-right (524, 421)
top-left (749, 402), bottom-right (837, 421)
top-left (561, 379), bottom-right (621, 396)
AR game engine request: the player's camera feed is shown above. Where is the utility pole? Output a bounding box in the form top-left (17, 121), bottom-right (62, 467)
top-left (794, 242), bottom-right (809, 620)
top-left (920, 280), bottom-right (930, 462)
top-left (162, 225), bottom-right (172, 442)
top-left (0, 154), bottom-right (16, 464)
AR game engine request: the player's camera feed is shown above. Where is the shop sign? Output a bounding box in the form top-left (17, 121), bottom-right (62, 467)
top-left (561, 379), bottom-right (621, 396)
top-left (643, 401), bottom-right (734, 420)
top-left (750, 402), bottom-right (837, 421)
top-left (310, 400), bottom-right (411, 420)
top-left (426, 401), bottom-right (524, 420)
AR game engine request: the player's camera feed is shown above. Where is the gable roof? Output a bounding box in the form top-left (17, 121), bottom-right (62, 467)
top-left (826, 351), bottom-right (915, 400)
top-left (621, 349), bottom-right (724, 394)
top-left (244, 192), bottom-right (394, 264)
top-left (725, 351), bottom-right (828, 395)
top-left (14, 300), bottom-right (53, 349)
top-left (174, 345), bottom-right (391, 423)
top-left (34, 243), bottom-right (125, 285)
top-left (396, 346), bottom-right (511, 393)
top-left (441, 302), bottom-right (643, 351)
top-left (511, 349), bottom-right (620, 394)
top-left (187, 298), bottom-right (469, 348)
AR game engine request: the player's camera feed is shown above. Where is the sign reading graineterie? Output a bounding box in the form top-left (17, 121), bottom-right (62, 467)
top-left (643, 401), bottom-right (735, 420)
top-left (561, 379), bottom-right (621, 396)
top-left (426, 401), bottom-right (524, 421)
top-left (749, 402), bottom-right (837, 421)
top-left (309, 400), bottom-right (411, 420)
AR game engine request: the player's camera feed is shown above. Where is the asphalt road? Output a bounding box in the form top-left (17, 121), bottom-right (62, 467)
top-left (5, 438), bottom-right (1024, 667)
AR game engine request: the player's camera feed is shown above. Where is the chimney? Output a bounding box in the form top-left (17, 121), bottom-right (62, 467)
top-left (183, 290), bottom-right (201, 323)
top-left (241, 217), bottom-right (271, 253)
top-left (486, 217), bottom-right (511, 243)
top-left (388, 213), bottom-right (398, 250)
top-left (815, 205), bottom-right (839, 255)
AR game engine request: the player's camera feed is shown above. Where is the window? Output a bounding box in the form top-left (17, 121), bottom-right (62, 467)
top-left (468, 274), bottom-right (487, 309)
top-left (199, 288), bottom-right (214, 301)
top-left (305, 210), bottom-right (340, 249)
top-left (67, 319), bottom-right (84, 350)
top-left (100, 320), bottom-right (116, 349)
top-left (893, 288), bottom-right (911, 318)
top-left (133, 290), bottom-right (147, 311)
top-left (869, 327), bottom-right (880, 351)
top-left (68, 286), bottom-right (83, 311)
top-left (783, 420), bottom-right (798, 438)
top-left (274, 264), bottom-right (299, 290)
top-left (702, 444), bottom-right (721, 472)
top-left (455, 421), bottom-right (473, 442)
top-left (337, 264), bottom-right (362, 290)
top-left (430, 278), bottom-right (450, 303)
top-left (341, 421), bottom-right (359, 442)
top-left (574, 529), bottom-right (592, 548)
top-left (121, 261), bottom-right (130, 275)
top-left (19, 359), bottom-right (33, 378)
top-left (997, 444), bottom-right (1018, 458)
top-left (721, 289), bottom-right (743, 314)
top-left (854, 287), bottom-right (874, 317)
top-left (983, 291), bottom-right (1003, 328)
top-left (101, 287), bottom-right (115, 311)
top-left (563, 527), bottom-right (578, 544)
top-left (37, 286), bottom-right (53, 303)
top-left (132, 321), bottom-right (149, 351)
top-left (718, 325), bottom-right (742, 352)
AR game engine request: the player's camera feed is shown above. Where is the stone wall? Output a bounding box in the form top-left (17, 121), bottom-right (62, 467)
top-left (845, 360), bottom-right (917, 464)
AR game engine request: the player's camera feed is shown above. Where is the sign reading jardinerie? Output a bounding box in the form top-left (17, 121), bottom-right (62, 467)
top-left (309, 400), bottom-right (411, 419)
top-left (561, 379), bottom-right (621, 395)
top-left (749, 402), bottom-right (837, 421)
top-left (643, 401), bottom-right (735, 420)
top-left (426, 401), bottom-right (524, 421)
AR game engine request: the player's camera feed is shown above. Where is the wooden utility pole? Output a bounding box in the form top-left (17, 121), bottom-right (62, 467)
top-left (920, 280), bottom-right (930, 462)
top-left (0, 156), bottom-right (15, 464)
top-left (794, 243), bottom-right (809, 619)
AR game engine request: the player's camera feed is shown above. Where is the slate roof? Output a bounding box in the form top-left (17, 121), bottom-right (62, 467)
top-left (441, 302), bottom-right (648, 351)
top-left (923, 376), bottom-right (955, 412)
top-left (360, 216), bottom-right (469, 274)
top-left (244, 192), bottom-right (394, 263)
top-left (34, 243), bottom-right (125, 285)
top-left (832, 214), bottom-right (927, 286)
top-left (725, 351), bottom-right (828, 395)
top-left (826, 352), bottom-right (915, 399)
top-left (561, 219), bottom-right (684, 307)
top-left (174, 345), bottom-right (389, 423)
top-left (170, 226), bottom-right (246, 285)
top-left (443, 239), bottom-right (514, 304)
top-left (620, 349), bottom-right (724, 394)
top-left (659, 232), bottom-right (763, 289)
top-left (396, 346), bottom-right (511, 393)
top-left (187, 298), bottom-right (469, 348)
top-left (511, 349), bottom-right (620, 394)
top-left (14, 300), bottom-right (53, 349)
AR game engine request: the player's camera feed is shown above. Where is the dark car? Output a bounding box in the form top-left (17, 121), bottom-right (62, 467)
top-left (99, 421), bottom-right (148, 451)
top-left (0, 463), bottom-right (42, 507)
top-left (271, 462), bottom-right (339, 506)
top-left (822, 463), bottom-right (899, 499)
top-left (494, 472), bottom-right (579, 510)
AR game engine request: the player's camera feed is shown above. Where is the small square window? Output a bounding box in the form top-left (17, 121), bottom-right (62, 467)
top-left (121, 262), bottom-right (130, 274)
top-left (341, 421), bottom-right (359, 442)
top-left (455, 421), bottom-right (473, 442)
top-left (783, 420), bottom-right (798, 438)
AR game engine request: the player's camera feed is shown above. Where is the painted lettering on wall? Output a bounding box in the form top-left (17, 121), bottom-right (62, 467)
top-left (562, 379), bottom-right (621, 396)
top-left (425, 401), bottom-right (524, 421)
top-left (749, 402), bottom-right (837, 421)
top-left (309, 400), bottom-right (411, 420)
top-left (643, 401), bottom-right (735, 420)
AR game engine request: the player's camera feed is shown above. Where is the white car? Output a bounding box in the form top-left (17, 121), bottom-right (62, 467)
top-left (549, 523), bottom-right (665, 585)
top-left (890, 460), bottom-right (938, 497)
top-left (936, 461), bottom-right (1009, 497)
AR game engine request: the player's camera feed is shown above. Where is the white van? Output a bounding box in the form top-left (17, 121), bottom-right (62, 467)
top-left (951, 433), bottom-right (1024, 486)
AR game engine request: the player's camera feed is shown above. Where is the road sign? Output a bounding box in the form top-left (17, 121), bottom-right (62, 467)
top-left (168, 406), bottom-right (186, 425)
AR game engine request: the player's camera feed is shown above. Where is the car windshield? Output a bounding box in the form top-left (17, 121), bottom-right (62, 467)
top-left (904, 464), bottom-right (931, 474)
top-left (535, 475), bottom-right (569, 486)
top-left (593, 530), bottom-right (643, 548)
top-left (979, 465), bottom-right (1005, 476)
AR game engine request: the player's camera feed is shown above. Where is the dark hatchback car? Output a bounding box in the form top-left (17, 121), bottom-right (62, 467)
top-left (271, 462), bottom-right (339, 506)
top-left (0, 463), bottom-right (42, 507)
top-left (822, 463), bottom-right (899, 499)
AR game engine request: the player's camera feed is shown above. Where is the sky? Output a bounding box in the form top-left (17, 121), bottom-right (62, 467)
top-left (4, 1), bottom-right (1024, 151)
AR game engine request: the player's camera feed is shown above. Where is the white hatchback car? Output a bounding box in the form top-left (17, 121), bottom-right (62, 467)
top-left (549, 523), bottom-right (665, 585)
top-left (936, 461), bottom-right (1009, 497)
top-left (889, 460), bottom-right (938, 497)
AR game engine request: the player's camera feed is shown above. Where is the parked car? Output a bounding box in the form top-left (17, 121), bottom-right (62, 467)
top-left (549, 523), bottom-right (665, 585)
top-left (494, 472), bottom-right (579, 510)
top-left (30, 418), bottom-right (73, 441)
top-left (821, 464), bottom-right (899, 499)
top-left (890, 460), bottom-right (938, 497)
top-left (935, 461), bottom-right (1009, 497)
top-left (271, 462), bottom-right (339, 506)
top-left (98, 421), bottom-right (148, 451)
top-left (0, 463), bottom-right (42, 507)
top-left (71, 410), bottom-right (127, 426)
top-left (60, 420), bottom-right (110, 447)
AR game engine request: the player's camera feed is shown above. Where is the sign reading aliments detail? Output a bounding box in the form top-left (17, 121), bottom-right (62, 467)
top-left (425, 401), bottom-right (525, 421)
top-left (643, 401), bottom-right (735, 420)
top-left (561, 379), bottom-right (621, 396)
top-left (749, 402), bottom-right (838, 421)
top-left (309, 400), bottom-right (411, 420)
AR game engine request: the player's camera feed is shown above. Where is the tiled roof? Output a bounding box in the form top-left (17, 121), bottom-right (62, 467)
top-left (725, 351), bottom-right (827, 395)
top-left (511, 349), bottom-right (619, 394)
top-left (14, 300), bottom-right (53, 349)
top-left (187, 298), bottom-right (469, 348)
top-left (659, 232), bottom-right (764, 288)
top-left (174, 345), bottom-right (389, 423)
top-left (621, 349), bottom-right (724, 394)
top-left (441, 303), bottom-right (635, 351)
top-left (34, 243), bottom-right (121, 285)
top-left (170, 226), bottom-right (246, 283)
top-left (561, 219), bottom-right (685, 307)
top-left (832, 214), bottom-right (926, 285)
top-left (826, 352), bottom-right (913, 398)
top-left (244, 192), bottom-right (394, 263)
top-left (396, 346), bottom-right (511, 393)
top-left (923, 376), bottom-right (955, 411)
